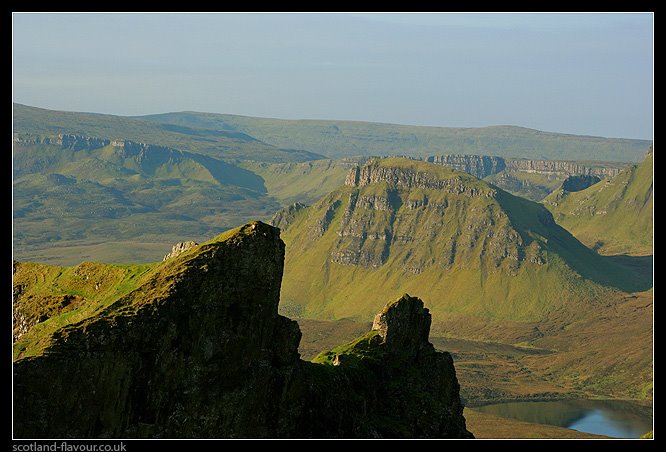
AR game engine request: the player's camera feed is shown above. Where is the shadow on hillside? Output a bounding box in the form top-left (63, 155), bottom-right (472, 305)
top-left (602, 255), bottom-right (653, 289)
top-left (495, 190), bottom-right (653, 294)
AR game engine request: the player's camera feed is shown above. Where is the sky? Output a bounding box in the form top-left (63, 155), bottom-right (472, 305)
top-left (12, 13), bottom-right (653, 139)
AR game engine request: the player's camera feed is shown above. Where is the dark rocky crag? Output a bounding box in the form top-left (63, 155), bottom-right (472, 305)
top-left (13, 222), bottom-right (471, 439)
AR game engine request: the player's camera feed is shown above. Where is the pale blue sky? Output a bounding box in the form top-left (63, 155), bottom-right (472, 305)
top-left (12, 13), bottom-right (653, 139)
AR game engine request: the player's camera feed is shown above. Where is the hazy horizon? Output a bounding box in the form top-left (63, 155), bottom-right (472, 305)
top-left (12, 13), bottom-right (654, 140)
top-left (12, 101), bottom-right (653, 142)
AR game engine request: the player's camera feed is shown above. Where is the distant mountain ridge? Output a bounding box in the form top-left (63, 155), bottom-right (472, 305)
top-left (13, 103), bottom-right (324, 163)
top-left (143, 110), bottom-right (651, 162)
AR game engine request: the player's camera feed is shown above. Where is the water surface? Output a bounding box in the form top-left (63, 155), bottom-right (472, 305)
top-left (473, 399), bottom-right (652, 438)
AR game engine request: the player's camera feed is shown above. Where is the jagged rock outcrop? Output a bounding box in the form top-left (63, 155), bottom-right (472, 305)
top-left (270, 202), bottom-right (307, 231)
top-left (426, 155), bottom-right (506, 179)
top-left (13, 222), bottom-right (471, 439)
top-left (163, 241), bottom-right (199, 261)
top-left (371, 294), bottom-right (433, 357)
top-left (312, 294), bottom-right (473, 438)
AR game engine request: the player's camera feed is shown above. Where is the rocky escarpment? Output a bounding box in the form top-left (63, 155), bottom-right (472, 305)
top-left (505, 158), bottom-right (622, 178)
top-left (543, 148), bottom-right (653, 256)
top-left (13, 222), bottom-right (471, 439)
top-left (424, 154), bottom-right (626, 201)
top-left (346, 160), bottom-right (496, 198)
top-left (12, 132), bottom-right (185, 162)
top-left (426, 154), bottom-right (624, 179)
top-left (426, 155), bottom-right (506, 179)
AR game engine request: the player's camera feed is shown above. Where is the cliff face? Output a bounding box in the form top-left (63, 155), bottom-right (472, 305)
top-left (424, 154), bottom-right (626, 201)
top-left (13, 222), bottom-right (471, 439)
top-left (13, 132), bottom-right (191, 164)
top-left (426, 155), bottom-right (506, 179)
top-left (426, 154), bottom-right (624, 179)
top-left (505, 158), bottom-right (622, 178)
top-left (346, 159), bottom-right (496, 197)
top-left (325, 160), bottom-right (524, 272)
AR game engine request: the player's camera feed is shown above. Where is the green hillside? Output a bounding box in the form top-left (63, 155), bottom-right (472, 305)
top-left (144, 111), bottom-right (651, 162)
top-left (278, 158), bottom-right (650, 332)
top-left (13, 103), bottom-right (323, 163)
top-left (543, 149), bottom-right (653, 256)
top-left (13, 139), bottom-right (281, 264)
top-left (240, 159), bottom-right (362, 205)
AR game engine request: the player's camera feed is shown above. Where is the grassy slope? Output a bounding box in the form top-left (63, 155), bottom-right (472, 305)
top-left (13, 103), bottom-right (322, 163)
top-left (279, 159), bottom-right (646, 329)
top-left (239, 159), bottom-right (356, 205)
top-left (144, 111), bottom-right (651, 162)
top-left (13, 261), bottom-right (157, 360)
top-left (526, 291), bottom-right (653, 400)
top-left (543, 151), bottom-right (653, 256)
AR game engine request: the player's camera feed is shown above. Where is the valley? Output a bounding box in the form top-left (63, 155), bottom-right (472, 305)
top-left (12, 104), bottom-right (653, 439)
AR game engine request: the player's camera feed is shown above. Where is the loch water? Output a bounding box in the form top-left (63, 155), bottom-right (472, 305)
top-left (473, 399), bottom-right (652, 438)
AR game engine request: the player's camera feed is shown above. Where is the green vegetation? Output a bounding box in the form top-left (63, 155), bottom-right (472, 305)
top-left (279, 158), bottom-right (648, 328)
top-left (240, 159), bottom-right (357, 205)
top-left (13, 261), bottom-right (157, 360)
top-left (144, 110), bottom-right (651, 162)
top-left (278, 158), bottom-right (652, 403)
top-left (312, 330), bottom-right (381, 366)
top-left (13, 104), bottom-right (650, 265)
top-left (543, 149), bottom-right (653, 255)
top-left (298, 289), bottom-right (653, 404)
top-left (12, 223), bottom-right (256, 361)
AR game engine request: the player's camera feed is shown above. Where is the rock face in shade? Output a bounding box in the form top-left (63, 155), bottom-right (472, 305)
top-left (560, 175), bottom-right (602, 193)
top-left (13, 222), bottom-right (472, 439)
top-left (310, 294), bottom-right (472, 438)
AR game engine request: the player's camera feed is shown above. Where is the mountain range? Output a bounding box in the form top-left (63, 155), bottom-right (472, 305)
top-left (12, 104), bottom-right (654, 437)
top-left (12, 104), bottom-right (651, 265)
